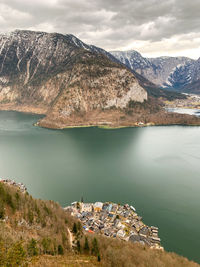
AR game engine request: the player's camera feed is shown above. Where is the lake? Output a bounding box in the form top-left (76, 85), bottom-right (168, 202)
top-left (0, 110), bottom-right (200, 263)
top-left (166, 107), bottom-right (200, 117)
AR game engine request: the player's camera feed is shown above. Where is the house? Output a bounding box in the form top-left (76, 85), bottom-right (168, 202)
top-left (111, 204), bottom-right (118, 213)
top-left (81, 203), bottom-right (93, 212)
top-left (107, 204), bottom-right (113, 212)
top-left (102, 203), bottom-right (113, 212)
top-left (117, 229), bottom-right (125, 238)
top-left (94, 202), bottom-right (103, 212)
top-left (129, 234), bottom-right (140, 243)
top-left (139, 227), bottom-right (149, 236)
top-left (151, 226), bottom-right (158, 231)
top-left (102, 203), bottom-right (109, 210)
top-left (124, 211), bottom-right (130, 218)
top-left (140, 236), bottom-right (152, 246)
top-left (99, 224), bottom-right (104, 230)
top-left (115, 222), bottom-right (123, 229)
top-left (151, 236), bottom-right (161, 243)
top-left (103, 229), bottom-right (111, 236)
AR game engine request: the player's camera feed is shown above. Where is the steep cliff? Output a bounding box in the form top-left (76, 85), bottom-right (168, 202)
top-left (164, 58), bottom-right (200, 93)
top-left (0, 30), bottom-right (148, 128)
top-left (110, 50), bottom-right (193, 87)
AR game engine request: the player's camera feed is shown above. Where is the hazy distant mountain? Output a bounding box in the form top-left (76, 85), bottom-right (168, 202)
top-left (0, 30), bottom-right (193, 128)
top-left (149, 57), bottom-right (194, 86)
top-left (110, 50), bottom-right (194, 88)
top-left (164, 58), bottom-right (200, 93)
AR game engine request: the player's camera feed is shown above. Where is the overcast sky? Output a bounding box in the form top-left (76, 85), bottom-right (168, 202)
top-left (0, 0), bottom-right (200, 59)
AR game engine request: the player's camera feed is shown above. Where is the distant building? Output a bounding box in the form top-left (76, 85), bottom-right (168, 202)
top-left (107, 204), bottom-right (113, 212)
top-left (94, 202), bottom-right (103, 212)
top-left (117, 229), bottom-right (125, 238)
top-left (81, 203), bottom-right (93, 212)
top-left (111, 204), bottom-right (118, 213)
top-left (129, 234), bottom-right (140, 243)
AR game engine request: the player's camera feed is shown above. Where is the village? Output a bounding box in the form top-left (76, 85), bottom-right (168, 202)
top-left (164, 93), bottom-right (200, 109)
top-left (0, 178), bottom-right (27, 193)
top-left (0, 179), bottom-right (163, 250)
top-left (64, 201), bottom-right (164, 250)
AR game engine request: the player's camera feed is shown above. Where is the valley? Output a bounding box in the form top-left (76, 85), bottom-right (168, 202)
top-left (164, 94), bottom-right (200, 109)
top-left (1, 0), bottom-right (200, 266)
top-left (0, 30), bottom-right (200, 129)
top-left (0, 111), bottom-right (200, 263)
top-left (110, 50), bottom-right (200, 94)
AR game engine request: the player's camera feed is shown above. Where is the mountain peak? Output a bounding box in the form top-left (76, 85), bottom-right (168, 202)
top-left (0, 29), bottom-right (148, 129)
top-left (110, 50), bottom-right (196, 88)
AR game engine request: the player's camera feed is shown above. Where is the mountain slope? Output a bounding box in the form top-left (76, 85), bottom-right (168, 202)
top-left (164, 57), bottom-right (200, 93)
top-left (69, 39), bottom-right (186, 101)
top-left (0, 30), bottom-right (149, 128)
top-left (0, 30), bottom-right (198, 128)
top-left (110, 50), bottom-right (193, 87)
top-left (0, 181), bottom-right (199, 266)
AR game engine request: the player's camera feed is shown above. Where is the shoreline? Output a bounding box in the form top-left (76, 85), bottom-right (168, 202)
top-left (64, 201), bottom-right (163, 250)
top-left (38, 121), bottom-right (200, 130)
top-left (0, 104), bottom-right (47, 115)
top-left (1, 106), bottom-right (200, 130)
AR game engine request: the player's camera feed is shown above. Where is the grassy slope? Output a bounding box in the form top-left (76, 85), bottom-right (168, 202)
top-left (0, 182), bottom-right (199, 266)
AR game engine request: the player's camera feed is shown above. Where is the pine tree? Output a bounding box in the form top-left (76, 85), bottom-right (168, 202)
top-left (58, 244), bottom-right (64, 255)
top-left (76, 202), bottom-right (80, 209)
top-left (0, 201), bottom-right (5, 219)
top-left (27, 238), bottom-right (38, 256)
top-left (77, 240), bottom-right (81, 253)
top-left (77, 221), bottom-right (82, 237)
top-left (91, 238), bottom-right (99, 256)
top-left (72, 222), bottom-right (77, 234)
top-left (0, 241), bottom-right (6, 266)
top-left (84, 237), bottom-right (89, 253)
top-left (6, 241), bottom-right (26, 266)
top-left (97, 253), bottom-right (101, 262)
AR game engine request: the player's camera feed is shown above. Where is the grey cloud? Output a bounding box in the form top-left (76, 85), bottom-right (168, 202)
top-left (0, 0), bottom-right (199, 57)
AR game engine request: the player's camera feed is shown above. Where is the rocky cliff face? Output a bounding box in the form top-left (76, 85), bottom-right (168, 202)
top-left (37, 54), bottom-right (147, 128)
top-left (164, 58), bottom-right (200, 93)
top-left (110, 50), bottom-right (193, 87)
top-left (0, 30), bottom-right (148, 127)
top-left (149, 56), bottom-right (194, 86)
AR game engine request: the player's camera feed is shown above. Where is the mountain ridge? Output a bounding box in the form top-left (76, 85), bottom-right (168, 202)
top-left (110, 50), bottom-right (194, 88)
top-left (0, 30), bottom-right (199, 128)
top-left (0, 29), bottom-right (148, 128)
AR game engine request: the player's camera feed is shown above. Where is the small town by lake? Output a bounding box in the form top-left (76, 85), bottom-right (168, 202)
top-left (0, 111), bottom-right (200, 263)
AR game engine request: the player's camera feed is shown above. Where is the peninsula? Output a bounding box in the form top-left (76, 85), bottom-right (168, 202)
top-left (0, 30), bottom-right (200, 129)
top-left (64, 201), bottom-right (163, 250)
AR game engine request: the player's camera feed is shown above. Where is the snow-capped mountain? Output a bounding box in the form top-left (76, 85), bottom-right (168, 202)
top-left (164, 58), bottom-right (200, 93)
top-left (110, 50), bottom-right (152, 71)
top-left (31, 34), bottom-right (199, 94)
top-left (0, 30), bottom-right (148, 128)
top-left (110, 50), bottom-right (193, 88)
top-left (67, 34), bottom-right (120, 64)
top-left (149, 57), bottom-right (194, 86)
